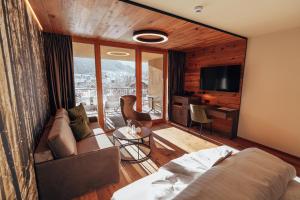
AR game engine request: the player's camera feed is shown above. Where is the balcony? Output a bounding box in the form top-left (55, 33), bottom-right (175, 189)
top-left (75, 87), bottom-right (162, 130)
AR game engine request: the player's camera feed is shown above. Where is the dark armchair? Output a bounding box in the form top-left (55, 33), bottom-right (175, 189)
top-left (120, 95), bottom-right (152, 128)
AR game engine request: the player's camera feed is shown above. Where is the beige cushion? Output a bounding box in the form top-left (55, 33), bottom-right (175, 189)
top-left (77, 134), bottom-right (113, 154)
top-left (47, 118), bottom-right (77, 158)
top-left (55, 108), bottom-right (70, 124)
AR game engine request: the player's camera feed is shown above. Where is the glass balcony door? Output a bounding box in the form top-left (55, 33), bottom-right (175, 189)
top-left (73, 40), bottom-right (167, 130)
top-left (100, 46), bottom-right (136, 130)
top-left (73, 42), bottom-right (98, 117)
top-left (141, 52), bottom-right (164, 120)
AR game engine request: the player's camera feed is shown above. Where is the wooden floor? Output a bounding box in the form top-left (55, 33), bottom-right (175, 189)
top-left (172, 122), bottom-right (300, 176)
top-left (75, 122), bottom-right (300, 200)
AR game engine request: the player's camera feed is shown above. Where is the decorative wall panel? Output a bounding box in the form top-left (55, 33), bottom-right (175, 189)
top-left (185, 40), bottom-right (247, 109)
top-left (0, 0), bottom-right (50, 199)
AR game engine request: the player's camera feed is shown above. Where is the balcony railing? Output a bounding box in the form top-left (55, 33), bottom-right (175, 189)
top-left (75, 87), bottom-right (148, 107)
top-left (76, 87), bottom-right (148, 97)
top-left (75, 87), bottom-right (162, 129)
top-left (104, 87), bottom-right (136, 96)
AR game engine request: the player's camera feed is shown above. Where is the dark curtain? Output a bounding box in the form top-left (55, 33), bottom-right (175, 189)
top-left (43, 32), bottom-right (75, 114)
top-left (168, 50), bottom-right (186, 121)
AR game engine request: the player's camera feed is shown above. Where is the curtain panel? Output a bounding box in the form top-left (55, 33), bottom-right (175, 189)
top-left (44, 32), bottom-right (75, 114)
top-left (168, 50), bottom-right (186, 121)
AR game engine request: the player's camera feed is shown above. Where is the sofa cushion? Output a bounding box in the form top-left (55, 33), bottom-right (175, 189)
top-left (76, 134), bottom-right (113, 154)
top-left (47, 118), bottom-right (78, 158)
top-left (70, 117), bottom-right (93, 141)
top-left (34, 118), bottom-right (55, 163)
top-left (68, 103), bottom-right (89, 123)
top-left (55, 108), bottom-right (70, 124)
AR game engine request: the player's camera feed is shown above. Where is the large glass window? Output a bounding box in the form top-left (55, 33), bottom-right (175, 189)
top-left (73, 42), bottom-right (98, 117)
top-left (142, 52), bottom-right (164, 120)
top-left (101, 46), bottom-right (136, 130)
top-left (72, 42), bottom-right (166, 129)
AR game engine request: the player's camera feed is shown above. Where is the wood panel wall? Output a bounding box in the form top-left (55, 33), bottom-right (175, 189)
top-left (0, 0), bottom-right (50, 199)
top-left (184, 39), bottom-right (247, 109)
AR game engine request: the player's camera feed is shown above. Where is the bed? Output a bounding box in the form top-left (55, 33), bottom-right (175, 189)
top-left (112, 146), bottom-right (300, 200)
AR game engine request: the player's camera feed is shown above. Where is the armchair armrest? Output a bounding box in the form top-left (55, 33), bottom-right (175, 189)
top-left (35, 146), bottom-right (120, 200)
top-left (136, 112), bottom-right (152, 121)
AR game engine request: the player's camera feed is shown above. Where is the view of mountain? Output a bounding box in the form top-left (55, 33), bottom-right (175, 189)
top-left (74, 57), bottom-right (136, 74)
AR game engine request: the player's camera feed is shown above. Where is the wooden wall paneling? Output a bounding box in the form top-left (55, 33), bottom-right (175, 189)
top-left (99, 39), bottom-right (137, 50)
top-left (0, 0), bottom-right (50, 199)
top-left (184, 40), bottom-right (247, 109)
top-left (135, 48), bottom-right (142, 112)
top-left (72, 36), bottom-right (98, 44)
top-left (73, 36), bottom-right (168, 53)
top-left (120, 0), bottom-right (246, 40)
top-left (184, 39), bottom-right (247, 135)
top-left (94, 44), bottom-right (105, 128)
top-left (30, 0), bottom-right (245, 51)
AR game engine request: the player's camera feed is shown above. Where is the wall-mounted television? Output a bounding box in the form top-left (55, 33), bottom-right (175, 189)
top-left (200, 65), bottom-right (241, 92)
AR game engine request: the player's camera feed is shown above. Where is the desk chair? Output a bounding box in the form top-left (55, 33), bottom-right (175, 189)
top-left (189, 104), bottom-right (213, 134)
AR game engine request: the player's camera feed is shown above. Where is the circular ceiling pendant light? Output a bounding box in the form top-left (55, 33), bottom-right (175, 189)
top-left (106, 51), bottom-right (130, 56)
top-left (133, 30), bottom-right (168, 44)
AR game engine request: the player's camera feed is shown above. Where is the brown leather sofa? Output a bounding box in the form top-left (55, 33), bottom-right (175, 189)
top-left (34, 109), bottom-right (120, 200)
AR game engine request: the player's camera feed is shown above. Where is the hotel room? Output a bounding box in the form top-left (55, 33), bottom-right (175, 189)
top-left (0, 0), bottom-right (299, 199)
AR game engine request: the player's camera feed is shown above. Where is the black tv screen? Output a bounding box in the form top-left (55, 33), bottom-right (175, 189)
top-left (200, 65), bottom-right (241, 92)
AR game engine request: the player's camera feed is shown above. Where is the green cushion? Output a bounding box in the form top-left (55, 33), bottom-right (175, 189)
top-left (68, 103), bottom-right (89, 123)
top-left (70, 117), bottom-right (92, 141)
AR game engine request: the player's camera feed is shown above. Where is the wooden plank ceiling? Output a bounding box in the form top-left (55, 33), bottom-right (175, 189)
top-left (29, 0), bottom-right (245, 50)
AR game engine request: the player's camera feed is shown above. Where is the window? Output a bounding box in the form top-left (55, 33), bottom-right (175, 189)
top-left (72, 40), bottom-right (166, 130)
top-left (142, 52), bottom-right (164, 119)
top-left (73, 42), bottom-right (98, 117)
top-left (100, 46), bottom-right (136, 130)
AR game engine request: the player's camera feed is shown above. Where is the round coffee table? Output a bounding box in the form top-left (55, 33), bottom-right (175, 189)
top-left (112, 126), bottom-right (152, 162)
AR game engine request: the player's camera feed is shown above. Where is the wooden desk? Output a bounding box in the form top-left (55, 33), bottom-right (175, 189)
top-left (171, 96), bottom-right (201, 127)
top-left (170, 96), bottom-right (239, 139)
top-left (205, 105), bottom-right (239, 139)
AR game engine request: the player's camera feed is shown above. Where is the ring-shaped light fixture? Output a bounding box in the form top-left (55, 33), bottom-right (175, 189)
top-left (133, 30), bottom-right (168, 44)
top-left (107, 51), bottom-right (130, 56)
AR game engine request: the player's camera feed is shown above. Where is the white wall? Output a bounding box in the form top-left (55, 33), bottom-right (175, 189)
top-left (238, 27), bottom-right (300, 157)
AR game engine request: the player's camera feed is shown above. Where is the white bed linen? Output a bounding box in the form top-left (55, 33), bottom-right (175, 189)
top-left (280, 180), bottom-right (300, 200)
top-left (173, 148), bottom-right (296, 200)
top-left (111, 145), bottom-right (237, 200)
